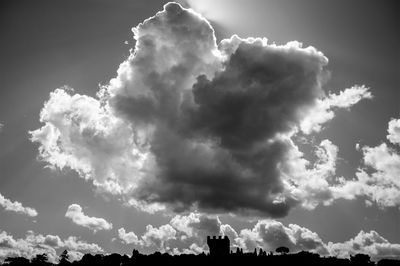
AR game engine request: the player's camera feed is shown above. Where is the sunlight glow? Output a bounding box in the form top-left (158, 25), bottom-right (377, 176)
top-left (180, 0), bottom-right (238, 26)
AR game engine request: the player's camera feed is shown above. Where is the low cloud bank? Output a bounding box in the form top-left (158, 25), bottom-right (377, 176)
top-left (118, 212), bottom-right (400, 260)
top-left (0, 230), bottom-right (103, 263)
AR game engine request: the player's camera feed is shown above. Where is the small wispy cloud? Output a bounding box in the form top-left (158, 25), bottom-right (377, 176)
top-left (65, 204), bottom-right (112, 232)
top-left (0, 192), bottom-right (38, 217)
top-left (300, 85), bottom-right (372, 134)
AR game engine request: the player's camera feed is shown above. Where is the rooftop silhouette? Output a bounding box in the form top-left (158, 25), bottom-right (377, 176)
top-left (207, 235), bottom-right (230, 256)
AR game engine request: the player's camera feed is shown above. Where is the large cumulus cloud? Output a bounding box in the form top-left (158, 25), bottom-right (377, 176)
top-left (30, 2), bottom-right (374, 217)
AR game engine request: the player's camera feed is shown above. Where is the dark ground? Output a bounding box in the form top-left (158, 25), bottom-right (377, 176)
top-left (2, 250), bottom-right (400, 266)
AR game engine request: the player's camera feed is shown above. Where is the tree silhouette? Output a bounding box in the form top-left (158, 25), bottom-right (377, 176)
top-left (31, 253), bottom-right (49, 266)
top-left (275, 246), bottom-right (289, 254)
top-left (0, 237), bottom-right (399, 266)
top-left (351, 253), bottom-right (374, 265)
top-left (4, 257), bottom-right (30, 266)
top-left (59, 250), bottom-right (69, 265)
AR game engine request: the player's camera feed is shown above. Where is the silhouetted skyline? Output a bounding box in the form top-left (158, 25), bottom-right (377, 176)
top-left (2, 236), bottom-right (400, 266)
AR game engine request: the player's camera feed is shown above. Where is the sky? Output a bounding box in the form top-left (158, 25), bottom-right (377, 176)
top-left (0, 0), bottom-right (399, 262)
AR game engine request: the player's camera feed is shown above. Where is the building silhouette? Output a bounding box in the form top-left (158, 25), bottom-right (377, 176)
top-left (207, 236), bottom-right (230, 256)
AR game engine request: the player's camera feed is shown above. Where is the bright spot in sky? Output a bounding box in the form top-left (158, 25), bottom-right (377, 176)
top-left (180, 0), bottom-right (291, 44)
top-left (181, 0), bottom-right (237, 26)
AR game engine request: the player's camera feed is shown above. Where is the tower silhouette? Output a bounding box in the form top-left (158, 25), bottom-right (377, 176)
top-left (207, 236), bottom-right (230, 256)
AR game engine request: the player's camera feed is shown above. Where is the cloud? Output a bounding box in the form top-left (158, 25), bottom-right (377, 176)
top-left (116, 211), bottom-right (400, 260)
top-left (0, 192), bottom-right (38, 217)
top-left (327, 230), bottom-right (400, 260)
top-left (62, 236), bottom-right (103, 253)
top-left (357, 116), bottom-right (400, 207)
top-left (29, 88), bottom-right (142, 195)
top-left (300, 85), bottom-right (372, 134)
top-left (133, 35), bottom-right (330, 216)
top-left (118, 212), bottom-right (228, 254)
top-left (118, 228), bottom-right (140, 245)
top-left (0, 123), bottom-right (3, 132)
top-left (65, 204), bottom-right (112, 232)
top-left (237, 220), bottom-right (400, 260)
top-left (30, 2), bottom-right (374, 217)
top-left (0, 230), bottom-right (103, 263)
top-left (235, 220), bottom-right (328, 254)
top-left (332, 116), bottom-right (400, 209)
top-left (118, 225), bottom-right (177, 253)
top-left (140, 224), bottom-right (177, 252)
top-left (170, 212), bottom-right (221, 238)
top-left (387, 118), bottom-right (400, 145)
top-left (280, 138), bottom-right (352, 209)
top-left (65, 250), bottom-right (85, 262)
top-left (126, 199), bottom-right (166, 214)
top-left (186, 35), bottom-right (327, 149)
top-left (357, 143), bottom-right (400, 207)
